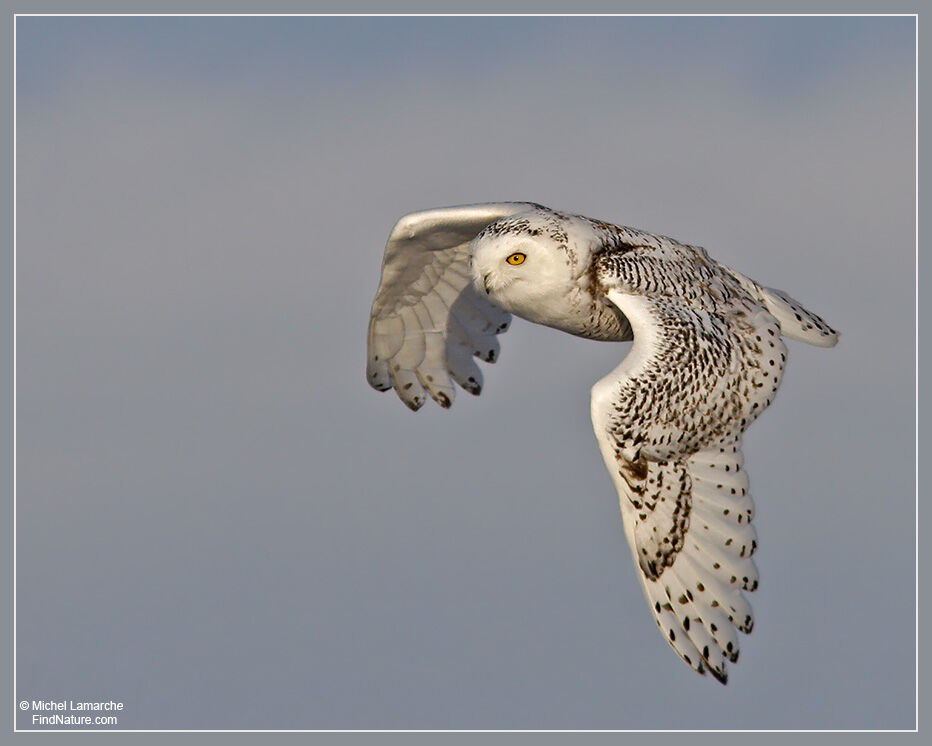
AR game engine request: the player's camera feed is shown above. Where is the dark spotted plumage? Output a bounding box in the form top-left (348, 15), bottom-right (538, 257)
top-left (367, 203), bottom-right (839, 684)
top-left (587, 227), bottom-right (837, 682)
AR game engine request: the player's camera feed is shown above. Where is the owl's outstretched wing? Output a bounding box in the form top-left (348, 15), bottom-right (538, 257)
top-left (594, 429), bottom-right (759, 685)
top-left (367, 203), bottom-right (538, 410)
top-left (589, 272), bottom-right (790, 683)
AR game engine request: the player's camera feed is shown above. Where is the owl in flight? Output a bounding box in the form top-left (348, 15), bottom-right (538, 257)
top-left (366, 203), bottom-right (838, 683)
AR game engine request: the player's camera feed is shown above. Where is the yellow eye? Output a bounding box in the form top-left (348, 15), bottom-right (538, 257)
top-left (506, 252), bottom-right (526, 266)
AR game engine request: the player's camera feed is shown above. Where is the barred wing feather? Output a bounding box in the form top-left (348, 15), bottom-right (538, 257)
top-left (367, 203), bottom-right (537, 410)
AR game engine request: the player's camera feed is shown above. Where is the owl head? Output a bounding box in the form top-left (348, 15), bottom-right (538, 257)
top-left (469, 209), bottom-right (596, 320)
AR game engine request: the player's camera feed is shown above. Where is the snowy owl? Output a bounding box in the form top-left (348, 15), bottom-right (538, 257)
top-left (366, 202), bottom-right (838, 683)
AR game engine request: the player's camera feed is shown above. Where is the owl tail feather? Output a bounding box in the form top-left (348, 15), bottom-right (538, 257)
top-left (727, 269), bottom-right (839, 347)
top-left (757, 285), bottom-right (839, 348)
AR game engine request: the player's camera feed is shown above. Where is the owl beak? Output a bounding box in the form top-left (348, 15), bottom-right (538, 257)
top-left (483, 273), bottom-right (492, 294)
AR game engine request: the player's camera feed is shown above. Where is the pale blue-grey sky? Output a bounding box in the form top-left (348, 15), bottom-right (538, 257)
top-left (15, 15), bottom-right (915, 729)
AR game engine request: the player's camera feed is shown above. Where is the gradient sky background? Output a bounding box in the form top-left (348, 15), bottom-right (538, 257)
top-left (15, 16), bottom-right (915, 730)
